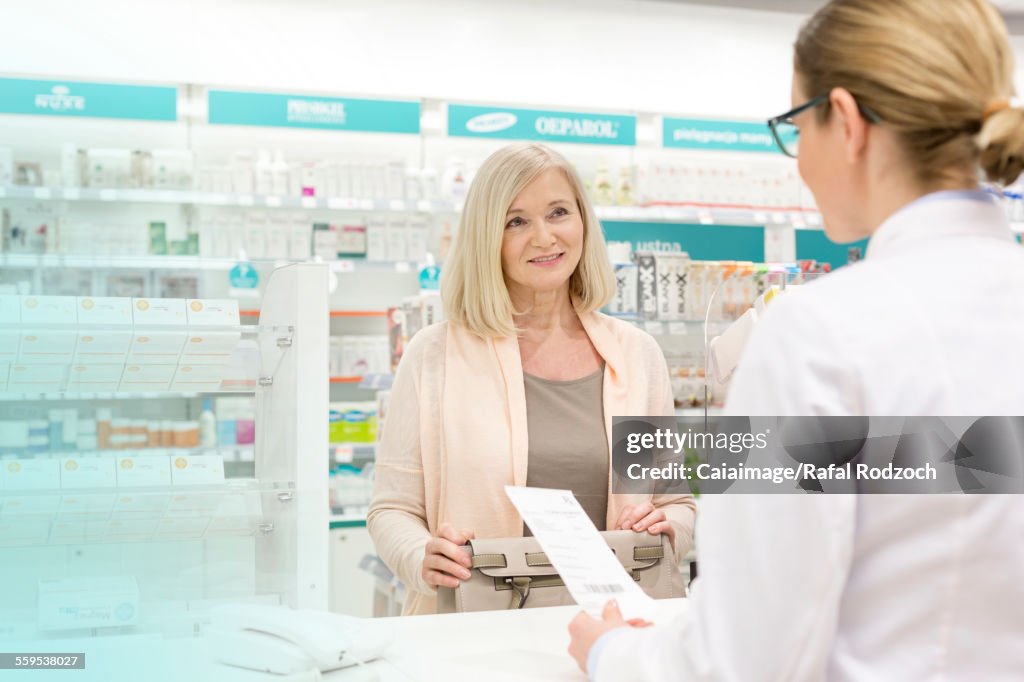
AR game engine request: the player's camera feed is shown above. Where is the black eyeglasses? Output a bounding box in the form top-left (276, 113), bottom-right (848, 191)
top-left (767, 93), bottom-right (883, 158)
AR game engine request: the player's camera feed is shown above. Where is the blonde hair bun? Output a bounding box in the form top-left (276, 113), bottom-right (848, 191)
top-left (978, 105), bottom-right (1024, 186)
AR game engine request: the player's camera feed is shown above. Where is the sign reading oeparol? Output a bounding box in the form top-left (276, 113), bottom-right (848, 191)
top-left (449, 104), bottom-right (636, 146)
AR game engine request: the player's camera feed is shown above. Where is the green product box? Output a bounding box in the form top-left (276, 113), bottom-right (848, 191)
top-left (168, 239), bottom-right (189, 255)
top-left (148, 221), bottom-right (167, 255)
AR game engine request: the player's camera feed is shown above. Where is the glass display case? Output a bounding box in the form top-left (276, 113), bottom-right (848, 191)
top-left (0, 263), bottom-right (328, 674)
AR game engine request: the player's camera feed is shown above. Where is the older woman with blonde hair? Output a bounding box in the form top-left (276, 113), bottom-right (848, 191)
top-left (368, 142), bottom-right (696, 615)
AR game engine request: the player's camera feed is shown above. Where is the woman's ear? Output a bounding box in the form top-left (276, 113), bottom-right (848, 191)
top-left (829, 87), bottom-right (871, 164)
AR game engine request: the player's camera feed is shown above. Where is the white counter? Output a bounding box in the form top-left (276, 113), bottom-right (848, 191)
top-left (188, 599), bottom-right (689, 682)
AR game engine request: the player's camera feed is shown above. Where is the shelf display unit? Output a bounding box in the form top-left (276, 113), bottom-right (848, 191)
top-left (0, 263), bottom-right (329, 650)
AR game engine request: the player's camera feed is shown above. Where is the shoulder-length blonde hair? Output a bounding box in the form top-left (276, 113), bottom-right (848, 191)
top-left (441, 142), bottom-right (616, 338)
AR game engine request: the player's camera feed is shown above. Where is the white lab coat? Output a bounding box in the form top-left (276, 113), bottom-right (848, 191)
top-left (593, 193), bottom-right (1024, 681)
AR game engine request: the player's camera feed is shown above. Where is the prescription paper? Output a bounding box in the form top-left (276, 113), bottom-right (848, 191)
top-left (504, 485), bottom-right (656, 619)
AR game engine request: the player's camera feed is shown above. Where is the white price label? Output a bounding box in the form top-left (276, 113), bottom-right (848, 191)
top-left (301, 197), bottom-right (317, 209)
top-left (359, 199), bottom-right (375, 211)
top-left (99, 189), bottom-right (117, 201)
top-left (389, 199), bottom-right (406, 212)
top-left (394, 261), bottom-right (412, 273)
top-left (753, 212), bottom-right (768, 224)
top-left (644, 321), bottom-right (664, 336)
top-left (416, 200), bottom-right (433, 212)
top-left (265, 196), bottom-right (283, 208)
top-left (698, 209), bottom-right (714, 225)
top-left (334, 445), bottom-right (354, 464)
top-left (33, 187), bottom-right (53, 200)
top-left (668, 322), bottom-right (690, 336)
top-left (237, 195), bottom-right (255, 207)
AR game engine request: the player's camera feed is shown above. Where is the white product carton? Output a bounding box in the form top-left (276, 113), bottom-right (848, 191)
top-left (17, 330), bottom-right (77, 364)
top-left (655, 253), bottom-right (691, 321)
top-left (609, 263), bottom-right (638, 315)
top-left (178, 332), bottom-right (241, 366)
top-left (0, 494), bottom-right (60, 520)
top-left (21, 296), bottom-right (76, 324)
top-left (152, 149), bottom-right (194, 189)
top-left (337, 224), bottom-right (367, 257)
top-left (0, 295), bottom-right (20, 365)
top-left (131, 298), bottom-right (186, 326)
top-left (386, 221), bottom-right (409, 262)
top-left (170, 454), bottom-right (225, 486)
top-left (7, 364), bottom-right (65, 392)
top-left (244, 217), bottom-right (268, 259)
top-left (85, 149), bottom-right (132, 188)
top-left (112, 492), bottom-right (170, 519)
top-left (366, 220), bottom-right (388, 261)
top-left (118, 364), bottom-right (175, 391)
top-left (226, 217), bottom-right (246, 259)
top-left (266, 217), bottom-right (290, 260)
top-left (116, 455), bottom-right (172, 487)
top-left (3, 459), bottom-right (61, 490)
top-left (635, 253), bottom-right (659, 320)
top-left (289, 220), bottom-right (311, 260)
top-left (126, 332), bottom-right (185, 365)
top-left (60, 457), bottom-right (117, 489)
top-left (186, 299), bottom-right (240, 327)
top-left (38, 576), bottom-right (139, 631)
top-left (312, 224), bottom-right (338, 260)
top-left (73, 331), bottom-right (132, 365)
top-left (57, 493), bottom-right (116, 519)
top-left (47, 520), bottom-right (108, 545)
top-left (77, 296), bottom-right (132, 325)
top-left (406, 221), bottom-right (429, 262)
top-left (66, 364), bottom-right (124, 392)
top-left (170, 365), bottom-right (228, 391)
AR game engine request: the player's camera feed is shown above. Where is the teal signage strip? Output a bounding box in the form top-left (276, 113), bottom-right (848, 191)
top-left (208, 90), bottom-right (420, 134)
top-left (795, 231), bottom-right (869, 269)
top-left (663, 117), bottom-right (791, 153)
top-left (0, 77), bottom-right (177, 121)
top-left (448, 104), bottom-right (636, 146)
top-left (602, 221), bottom-right (765, 262)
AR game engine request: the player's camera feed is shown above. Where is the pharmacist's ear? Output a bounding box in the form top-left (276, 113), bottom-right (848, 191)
top-left (829, 87), bottom-right (870, 164)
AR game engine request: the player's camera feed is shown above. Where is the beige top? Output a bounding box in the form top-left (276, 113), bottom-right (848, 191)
top-left (367, 307), bottom-right (697, 616)
top-left (523, 367), bottom-right (608, 533)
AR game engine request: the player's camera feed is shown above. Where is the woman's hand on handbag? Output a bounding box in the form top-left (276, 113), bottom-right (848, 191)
top-left (422, 522), bottom-right (475, 589)
top-left (614, 501), bottom-right (675, 549)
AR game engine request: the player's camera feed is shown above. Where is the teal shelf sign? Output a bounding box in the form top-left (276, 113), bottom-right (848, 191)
top-left (663, 117), bottom-right (793, 153)
top-left (209, 90), bottom-right (420, 134)
top-left (602, 221), bottom-right (765, 262)
top-left (0, 77), bottom-right (177, 121)
top-left (229, 262), bottom-right (259, 289)
top-left (448, 104), bottom-right (636, 146)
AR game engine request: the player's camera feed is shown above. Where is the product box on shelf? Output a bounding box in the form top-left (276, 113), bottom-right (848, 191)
top-left (386, 221), bottom-right (409, 262)
top-left (329, 402), bottom-right (377, 443)
top-left (3, 459), bottom-right (61, 490)
top-left (21, 296), bottom-right (76, 324)
top-left (406, 221), bottom-right (429, 262)
top-left (170, 365), bottom-right (228, 392)
top-left (654, 253), bottom-right (691, 321)
top-left (313, 223), bottom-right (338, 260)
top-left (2, 204), bottom-right (61, 254)
top-left (337, 224), bottom-right (367, 258)
top-left (170, 454), bottom-right (225, 486)
top-left (609, 263), bottom-right (638, 316)
top-left (126, 333), bottom-right (186, 365)
top-left (116, 455), bottom-right (172, 487)
top-left (186, 299), bottom-right (240, 327)
top-left (118, 364), bottom-right (175, 391)
top-left (112, 493), bottom-right (170, 519)
top-left (7, 364), bottom-right (65, 392)
top-left (73, 331), bottom-right (132, 365)
top-left (84, 149), bottom-right (132, 188)
top-left (366, 220), bottom-right (388, 261)
top-left (635, 253), bottom-right (659, 320)
top-left (60, 456), bottom-right (117, 489)
top-left (66, 364), bottom-right (124, 392)
top-left (17, 329), bottom-right (77, 364)
top-left (289, 219), bottom-right (312, 260)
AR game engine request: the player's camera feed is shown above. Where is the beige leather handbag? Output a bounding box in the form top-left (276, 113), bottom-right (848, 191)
top-left (436, 530), bottom-right (683, 613)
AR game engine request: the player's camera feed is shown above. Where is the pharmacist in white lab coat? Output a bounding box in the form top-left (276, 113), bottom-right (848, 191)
top-left (568, 0), bottom-right (1024, 679)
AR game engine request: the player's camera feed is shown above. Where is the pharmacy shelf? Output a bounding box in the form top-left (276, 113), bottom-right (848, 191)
top-left (0, 253), bottom-right (418, 273)
top-left (331, 443), bottom-right (376, 462)
top-left (611, 316), bottom-right (730, 337)
top-left (0, 445), bottom-right (255, 462)
top-left (0, 184), bottom-right (455, 214)
top-left (328, 512), bottom-right (367, 529)
top-left (241, 309), bottom-right (388, 318)
top-left (0, 184), bottom-right (825, 227)
top-left (330, 376), bottom-right (363, 384)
